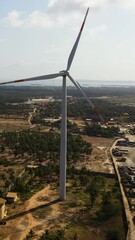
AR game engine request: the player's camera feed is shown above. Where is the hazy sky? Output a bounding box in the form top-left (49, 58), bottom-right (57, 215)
top-left (1, 0), bottom-right (135, 84)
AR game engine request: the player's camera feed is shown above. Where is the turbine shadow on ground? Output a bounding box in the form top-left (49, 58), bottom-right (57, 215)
top-left (5, 198), bottom-right (60, 222)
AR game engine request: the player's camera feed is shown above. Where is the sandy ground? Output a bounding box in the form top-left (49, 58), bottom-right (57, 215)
top-left (76, 135), bottom-right (115, 173)
top-left (28, 108), bottom-right (36, 125)
top-left (0, 119), bottom-right (29, 132)
top-left (1, 185), bottom-right (61, 240)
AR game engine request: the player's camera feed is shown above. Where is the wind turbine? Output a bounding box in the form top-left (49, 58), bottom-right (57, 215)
top-left (0, 8), bottom-right (103, 200)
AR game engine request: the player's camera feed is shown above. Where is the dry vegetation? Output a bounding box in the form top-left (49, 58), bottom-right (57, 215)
top-left (0, 177), bottom-right (126, 240)
top-left (0, 89), bottom-right (128, 240)
top-left (0, 118), bottom-right (29, 132)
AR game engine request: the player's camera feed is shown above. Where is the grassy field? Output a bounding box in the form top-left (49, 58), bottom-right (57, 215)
top-left (58, 176), bottom-right (127, 240)
top-left (0, 174), bottom-right (127, 240)
top-left (103, 96), bottom-right (135, 106)
top-left (31, 176), bottom-right (127, 240)
top-left (0, 118), bottom-right (30, 132)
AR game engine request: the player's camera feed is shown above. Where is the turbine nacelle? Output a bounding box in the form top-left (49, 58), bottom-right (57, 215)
top-left (59, 70), bottom-right (68, 76)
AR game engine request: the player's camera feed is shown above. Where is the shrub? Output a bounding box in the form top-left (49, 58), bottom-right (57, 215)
top-left (105, 229), bottom-right (120, 240)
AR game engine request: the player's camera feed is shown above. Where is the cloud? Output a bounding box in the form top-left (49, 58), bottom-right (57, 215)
top-left (48, 0), bottom-right (108, 12)
top-left (0, 7), bottom-right (90, 29)
top-left (119, 0), bottom-right (135, 8)
top-left (2, 10), bottom-right (53, 28)
top-left (3, 10), bottom-right (23, 27)
top-left (48, 0), bottom-right (135, 12)
top-left (89, 24), bottom-right (107, 37)
top-left (2, 0), bottom-right (127, 30)
top-left (25, 11), bottom-right (53, 28)
top-left (1, 0), bottom-right (135, 30)
top-left (1, 9), bottom-right (81, 29)
top-left (0, 0), bottom-right (110, 29)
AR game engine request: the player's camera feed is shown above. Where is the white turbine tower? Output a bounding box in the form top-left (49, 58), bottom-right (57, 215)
top-left (0, 8), bottom-right (103, 200)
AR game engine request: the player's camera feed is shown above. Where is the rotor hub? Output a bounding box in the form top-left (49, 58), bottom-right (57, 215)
top-left (59, 70), bottom-right (68, 76)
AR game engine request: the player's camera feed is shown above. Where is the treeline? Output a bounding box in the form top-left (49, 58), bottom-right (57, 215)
top-left (68, 99), bottom-right (135, 121)
top-left (1, 131), bottom-right (92, 162)
top-left (1, 86), bottom-right (135, 122)
top-left (1, 86), bottom-right (135, 102)
top-left (1, 97), bottom-right (135, 122)
top-left (0, 102), bottom-right (31, 116)
top-left (84, 123), bottom-right (120, 138)
top-left (31, 98), bottom-right (135, 123)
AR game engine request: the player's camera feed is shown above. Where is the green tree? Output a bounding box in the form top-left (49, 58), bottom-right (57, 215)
top-left (105, 229), bottom-right (120, 240)
top-left (39, 229), bottom-right (65, 240)
top-left (97, 201), bottom-right (120, 221)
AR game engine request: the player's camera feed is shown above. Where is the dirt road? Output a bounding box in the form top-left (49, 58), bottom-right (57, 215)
top-left (28, 108), bottom-right (36, 125)
top-left (3, 185), bottom-right (60, 240)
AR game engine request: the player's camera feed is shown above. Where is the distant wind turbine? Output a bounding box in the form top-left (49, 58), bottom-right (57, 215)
top-left (0, 8), bottom-right (103, 200)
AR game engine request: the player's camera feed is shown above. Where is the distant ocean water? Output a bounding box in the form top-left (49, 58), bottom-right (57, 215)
top-left (34, 80), bottom-right (135, 87)
top-left (4, 80), bottom-right (135, 87)
top-left (78, 80), bottom-right (135, 87)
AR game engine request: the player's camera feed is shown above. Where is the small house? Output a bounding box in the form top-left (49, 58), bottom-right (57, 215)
top-left (107, 121), bottom-right (116, 126)
top-left (123, 113), bottom-right (129, 116)
top-left (0, 198), bottom-right (6, 220)
top-left (6, 192), bottom-right (18, 203)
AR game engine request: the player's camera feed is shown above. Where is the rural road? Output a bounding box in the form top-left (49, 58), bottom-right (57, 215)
top-left (28, 108), bottom-right (36, 125)
top-left (110, 139), bottom-right (135, 240)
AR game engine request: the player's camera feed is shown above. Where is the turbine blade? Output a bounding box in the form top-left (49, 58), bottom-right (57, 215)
top-left (67, 73), bottom-right (104, 122)
top-left (0, 73), bottom-right (61, 85)
top-left (66, 8), bottom-right (89, 72)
